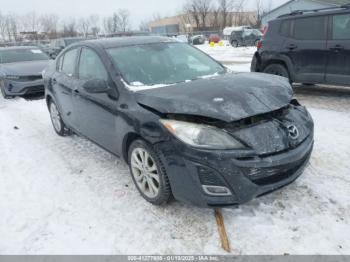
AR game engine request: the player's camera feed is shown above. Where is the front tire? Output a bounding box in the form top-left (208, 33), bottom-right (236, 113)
top-left (128, 139), bottom-right (172, 205)
top-left (263, 64), bottom-right (291, 82)
top-left (49, 100), bottom-right (71, 136)
top-left (231, 40), bottom-right (238, 48)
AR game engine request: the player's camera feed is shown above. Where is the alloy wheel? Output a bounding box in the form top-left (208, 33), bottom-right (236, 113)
top-left (130, 148), bottom-right (160, 199)
top-left (50, 102), bottom-right (62, 132)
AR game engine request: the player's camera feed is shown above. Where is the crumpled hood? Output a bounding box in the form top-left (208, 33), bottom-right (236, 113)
top-left (0, 60), bottom-right (49, 76)
top-left (135, 72), bottom-right (293, 122)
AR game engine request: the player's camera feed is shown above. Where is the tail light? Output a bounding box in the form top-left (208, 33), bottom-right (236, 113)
top-left (257, 41), bottom-right (262, 50)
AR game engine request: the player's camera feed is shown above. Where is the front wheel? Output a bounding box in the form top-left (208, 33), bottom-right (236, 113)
top-left (263, 64), bottom-right (291, 82)
top-left (231, 40), bottom-right (238, 48)
top-left (49, 100), bottom-right (71, 136)
top-left (128, 139), bottom-right (172, 205)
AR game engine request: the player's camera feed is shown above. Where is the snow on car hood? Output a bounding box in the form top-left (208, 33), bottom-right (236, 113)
top-left (135, 72), bottom-right (293, 122)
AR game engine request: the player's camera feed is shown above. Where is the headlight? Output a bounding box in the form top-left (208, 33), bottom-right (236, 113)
top-left (160, 119), bottom-right (245, 150)
top-left (5, 75), bottom-right (20, 80)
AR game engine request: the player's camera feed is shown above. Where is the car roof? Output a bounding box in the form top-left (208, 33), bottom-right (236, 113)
top-left (76, 36), bottom-right (177, 49)
top-left (276, 6), bottom-right (350, 21)
top-left (0, 46), bottom-right (40, 50)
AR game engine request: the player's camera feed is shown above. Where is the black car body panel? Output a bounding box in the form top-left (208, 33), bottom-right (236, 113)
top-left (252, 7), bottom-right (350, 86)
top-left (44, 36), bottom-right (314, 207)
top-left (135, 73), bottom-right (293, 122)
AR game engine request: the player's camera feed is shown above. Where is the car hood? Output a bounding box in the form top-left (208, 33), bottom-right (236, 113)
top-left (0, 60), bottom-right (49, 76)
top-left (135, 72), bottom-right (293, 122)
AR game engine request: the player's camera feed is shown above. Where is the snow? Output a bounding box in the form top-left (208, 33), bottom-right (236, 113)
top-left (0, 44), bottom-right (350, 255)
top-left (196, 43), bottom-right (256, 72)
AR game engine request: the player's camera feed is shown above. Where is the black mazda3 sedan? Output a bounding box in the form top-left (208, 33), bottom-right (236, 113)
top-left (44, 36), bottom-right (314, 207)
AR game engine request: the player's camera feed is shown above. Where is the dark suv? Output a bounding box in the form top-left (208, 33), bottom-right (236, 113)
top-left (251, 5), bottom-right (350, 86)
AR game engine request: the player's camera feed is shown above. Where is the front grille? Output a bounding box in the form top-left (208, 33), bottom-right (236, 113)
top-left (197, 166), bottom-right (226, 187)
top-left (243, 152), bottom-right (311, 186)
top-left (25, 85), bottom-right (44, 93)
top-left (18, 75), bottom-right (42, 82)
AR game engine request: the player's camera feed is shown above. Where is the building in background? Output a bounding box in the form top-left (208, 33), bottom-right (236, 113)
top-left (149, 12), bottom-right (257, 36)
top-left (262, 0), bottom-right (349, 26)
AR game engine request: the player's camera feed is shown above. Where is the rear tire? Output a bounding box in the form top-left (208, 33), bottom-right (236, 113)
top-left (49, 100), bottom-right (71, 136)
top-left (128, 139), bottom-right (172, 205)
top-left (263, 64), bottom-right (291, 82)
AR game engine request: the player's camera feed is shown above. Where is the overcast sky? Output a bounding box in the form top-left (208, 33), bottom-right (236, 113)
top-left (0, 0), bottom-right (289, 28)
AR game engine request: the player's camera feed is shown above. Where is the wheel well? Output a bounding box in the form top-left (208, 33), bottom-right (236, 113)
top-left (123, 133), bottom-right (141, 163)
top-left (263, 60), bottom-right (288, 72)
top-left (46, 95), bottom-right (53, 109)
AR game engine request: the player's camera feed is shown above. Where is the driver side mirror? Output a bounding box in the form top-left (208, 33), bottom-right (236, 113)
top-left (82, 78), bottom-right (119, 100)
top-left (83, 79), bottom-right (110, 94)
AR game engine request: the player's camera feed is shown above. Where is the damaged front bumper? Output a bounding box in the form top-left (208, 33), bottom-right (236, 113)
top-left (155, 135), bottom-right (313, 207)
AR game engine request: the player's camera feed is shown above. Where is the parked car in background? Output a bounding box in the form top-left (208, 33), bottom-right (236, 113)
top-left (49, 37), bottom-right (85, 58)
top-left (230, 28), bottom-right (262, 47)
top-left (175, 34), bottom-right (189, 43)
top-left (251, 5), bottom-right (350, 86)
top-left (208, 34), bottom-right (220, 43)
top-left (44, 36), bottom-right (313, 207)
top-left (190, 35), bottom-right (206, 45)
top-left (0, 46), bottom-right (50, 98)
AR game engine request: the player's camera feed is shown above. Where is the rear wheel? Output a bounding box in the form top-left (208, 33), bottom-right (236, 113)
top-left (49, 100), bottom-right (71, 136)
top-left (263, 64), bottom-right (291, 82)
top-left (128, 139), bottom-right (172, 205)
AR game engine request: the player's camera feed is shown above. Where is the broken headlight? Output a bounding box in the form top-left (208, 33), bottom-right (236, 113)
top-left (160, 119), bottom-right (245, 150)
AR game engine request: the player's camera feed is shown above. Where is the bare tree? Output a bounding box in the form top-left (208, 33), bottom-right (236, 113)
top-left (218, 0), bottom-right (234, 29)
top-left (40, 14), bottom-right (59, 39)
top-left (5, 14), bottom-right (18, 41)
top-left (78, 17), bottom-right (91, 37)
top-left (22, 12), bottom-right (41, 33)
top-left (139, 20), bottom-right (150, 32)
top-left (183, 0), bottom-right (200, 29)
top-left (103, 17), bottom-right (114, 34)
top-left (0, 12), bottom-right (7, 41)
top-left (63, 18), bottom-right (78, 37)
top-left (196, 0), bottom-right (212, 29)
top-left (118, 9), bottom-right (130, 32)
top-left (255, 0), bottom-right (272, 27)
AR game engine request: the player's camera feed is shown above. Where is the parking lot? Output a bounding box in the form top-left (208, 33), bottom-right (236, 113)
top-left (0, 44), bottom-right (349, 255)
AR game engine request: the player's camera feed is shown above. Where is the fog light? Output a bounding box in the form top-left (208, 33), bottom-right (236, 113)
top-left (202, 185), bottom-right (232, 196)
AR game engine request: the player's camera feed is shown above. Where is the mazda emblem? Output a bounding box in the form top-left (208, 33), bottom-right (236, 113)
top-left (287, 125), bottom-right (299, 140)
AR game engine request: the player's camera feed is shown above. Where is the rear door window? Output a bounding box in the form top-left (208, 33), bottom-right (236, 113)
top-left (61, 48), bottom-right (78, 76)
top-left (293, 16), bottom-right (327, 40)
top-left (332, 13), bottom-right (350, 40)
top-left (280, 20), bottom-right (291, 37)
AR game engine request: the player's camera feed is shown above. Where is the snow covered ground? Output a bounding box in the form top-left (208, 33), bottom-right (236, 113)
top-left (0, 44), bottom-right (350, 255)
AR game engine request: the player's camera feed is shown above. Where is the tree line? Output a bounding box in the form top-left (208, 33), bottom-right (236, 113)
top-left (0, 9), bottom-right (132, 42)
top-left (0, 0), bottom-right (272, 42)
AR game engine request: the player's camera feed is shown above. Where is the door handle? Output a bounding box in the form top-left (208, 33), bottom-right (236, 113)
top-left (73, 89), bottom-right (80, 94)
top-left (52, 78), bottom-right (57, 84)
top-left (329, 45), bottom-right (344, 51)
top-left (287, 44), bottom-right (298, 50)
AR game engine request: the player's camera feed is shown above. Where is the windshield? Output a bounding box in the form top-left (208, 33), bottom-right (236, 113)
top-left (107, 42), bottom-right (225, 87)
top-left (0, 48), bottom-right (49, 63)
